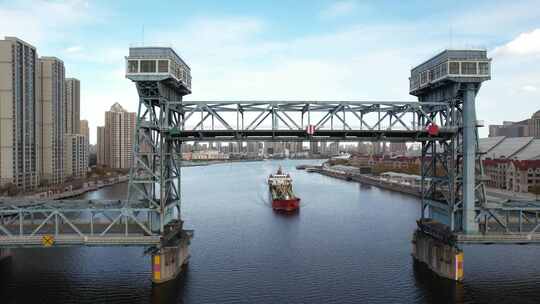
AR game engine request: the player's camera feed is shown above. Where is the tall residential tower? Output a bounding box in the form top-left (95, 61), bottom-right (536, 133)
top-left (97, 103), bottom-right (136, 169)
top-left (0, 37), bottom-right (39, 190)
top-left (38, 56), bottom-right (65, 185)
top-left (64, 78), bottom-right (80, 134)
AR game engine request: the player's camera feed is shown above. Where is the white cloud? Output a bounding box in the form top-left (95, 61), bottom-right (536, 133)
top-left (168, 19), bottom-right (427, 101)
top-left (522, 85), bottom-right (538, 92)
top-left (0, 0), bottom-right (96, 43)
top-left (321, 1), bottom-right (358, 18)
top-left (492, 28), bottom-right (540, 57)
top-left (449, 2), bottom-right (540, 37)
top-left (477, 28), bottom-right (540, 135)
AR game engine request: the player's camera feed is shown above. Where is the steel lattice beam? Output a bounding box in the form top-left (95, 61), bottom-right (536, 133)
top-left (155, 101), bottom-right (456, 142)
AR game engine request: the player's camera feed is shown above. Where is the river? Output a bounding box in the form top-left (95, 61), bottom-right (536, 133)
top-left (1, 159), bottom-right (540, 304)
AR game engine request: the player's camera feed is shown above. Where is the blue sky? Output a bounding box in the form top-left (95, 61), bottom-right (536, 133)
top-left (1, 0), bottom-right (539, 143)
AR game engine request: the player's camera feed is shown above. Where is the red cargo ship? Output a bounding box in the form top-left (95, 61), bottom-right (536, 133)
top-left (268, 167), bottom-right (300, 211)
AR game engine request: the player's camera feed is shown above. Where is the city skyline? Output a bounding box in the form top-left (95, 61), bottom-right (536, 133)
top-left (1, 0), bottom-right (539, 143)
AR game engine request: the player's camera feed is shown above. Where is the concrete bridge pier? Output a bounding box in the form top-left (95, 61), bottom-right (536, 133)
top-left (412, 230), bottom-right (463, 281)
top-left (151, 238), bottom-right (191, 284)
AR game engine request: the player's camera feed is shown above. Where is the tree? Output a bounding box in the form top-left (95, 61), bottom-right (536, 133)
top-left (39, 178), bottom-right (49, 188)
top-left (530, 185), bottom-right (540, 201)
top-left (5, 183), bottom-right (18, 196)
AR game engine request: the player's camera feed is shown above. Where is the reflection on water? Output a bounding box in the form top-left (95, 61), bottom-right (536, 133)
top-left (151, 266), bottom-right (189, 304)
top-left (0, 160), bottom-right (540, 303)
top-left (412, 259), bottom-right (465, 303)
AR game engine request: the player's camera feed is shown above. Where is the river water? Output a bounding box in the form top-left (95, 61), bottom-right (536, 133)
top-left (1, 159), bottom-right (540, 304)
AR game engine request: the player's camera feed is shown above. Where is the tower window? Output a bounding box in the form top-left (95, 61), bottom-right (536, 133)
top-left (449, 62), bottom-right (460, 74)
top-left (158, 60), bottom-right (168, 73)
top-left (127, 60), bottom-right (138, 73)
top-left (461, 62), bottom-right (477, 75)
top-left (479, 62), bottom-right (489, 75)
top-left (140, 60), bottom-right (156, 73)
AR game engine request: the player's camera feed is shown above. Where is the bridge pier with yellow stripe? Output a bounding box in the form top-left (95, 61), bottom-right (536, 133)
top-left (412, 230), bottom-right (464, 281)
top-left (151, 240), bottom-right (190, 284)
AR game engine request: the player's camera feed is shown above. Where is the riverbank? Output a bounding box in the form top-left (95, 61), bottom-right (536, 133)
top-left (181, 158), bottom-right (264, 167)
top-left (301, 165), bottom-right (421, 197)
top-left (182, 157), bottom-right (327, 167)
top-left (19, 175), bottom-right (129, 200)
top-left (302, 165), bottom-right (538, 204)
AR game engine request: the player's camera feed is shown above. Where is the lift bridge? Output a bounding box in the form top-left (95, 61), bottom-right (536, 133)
top-left (0, 47), bottom-right (539, 283)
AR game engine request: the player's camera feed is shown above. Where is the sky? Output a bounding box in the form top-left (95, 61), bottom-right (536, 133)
top-left (1, 0), bottom-right (539, 144)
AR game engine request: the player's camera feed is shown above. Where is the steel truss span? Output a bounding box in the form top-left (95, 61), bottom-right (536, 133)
top-left (0, 200), bottom-right (161, 247)
top-left (168, 101), bottom-right (456, 142)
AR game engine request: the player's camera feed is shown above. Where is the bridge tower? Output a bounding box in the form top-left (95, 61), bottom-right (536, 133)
top-left (126, 46), bottom-right (193, 283)
top-left (410, 50), bottom-right (491, 280)
top-left (410, 50), bottom-right (491, 233)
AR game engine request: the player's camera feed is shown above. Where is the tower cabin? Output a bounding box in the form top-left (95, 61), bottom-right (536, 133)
top-left (409, 50), bottom-right (491, 98)
top-left (125, 47), bottom-right (191, 96)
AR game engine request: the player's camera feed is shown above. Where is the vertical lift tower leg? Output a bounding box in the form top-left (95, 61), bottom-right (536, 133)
top-left (410, 50), bottom-right (490, 281)
top-left (125, 46), bottom-right (194, 283)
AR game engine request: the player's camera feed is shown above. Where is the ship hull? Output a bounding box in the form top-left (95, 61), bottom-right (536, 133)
top-left (271, 198), bottom-right (300, 212)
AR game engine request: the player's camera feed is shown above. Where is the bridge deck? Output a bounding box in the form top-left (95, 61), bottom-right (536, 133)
top-left (456, 233), bottom-right (540, 244)
top-left (0, 234), bottom-right (161, 247)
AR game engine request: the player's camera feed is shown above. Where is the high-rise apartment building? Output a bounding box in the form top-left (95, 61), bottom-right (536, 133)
top-left (38, 56), bottom-right (65, 185)
top-left (96, 126), bottom-right (107, 166)
top-left (389, 142), bottom-right (408, 154)
top-left (295, 142), bottom-right (304, 154)
top-left (80, 120), bottom-right (89, 142)
top-left (0, 37), bottom-right (39, 190)
top-left (98, 103), bottom-right (135, 169)
top-left (373, 141), bottom-right (387, 155)
top-left (328, 142), bottom-right (339, 155)
top-left (64, 78), bottom-right (80, 134)
top-left (63, 78), bottom-right (88, 178)
top-left (309, 141), bottom-right (319, 155)
top-left (357, 142), bottom-right (369, 154)
top-left (64, 134), bottom-right (88, 179)
top-left (247, 141), bottom-right (258, 154)
top-left (79, 120), bottom-right (90, 167)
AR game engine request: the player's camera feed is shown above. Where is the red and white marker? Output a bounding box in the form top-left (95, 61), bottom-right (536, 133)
top-left (306, 124), bottom-right (316, 135)
top-left (426, 122), bottom-right (440, 136)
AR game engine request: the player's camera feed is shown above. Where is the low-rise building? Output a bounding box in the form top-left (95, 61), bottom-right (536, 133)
top-left (483, 159), bottom-right (511, 189)
top-left (507, 160), bottom-right (540, 193)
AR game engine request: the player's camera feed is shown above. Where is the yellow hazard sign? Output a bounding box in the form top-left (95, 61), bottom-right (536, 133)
top-left (42, 235), bottom-right (55, 247)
